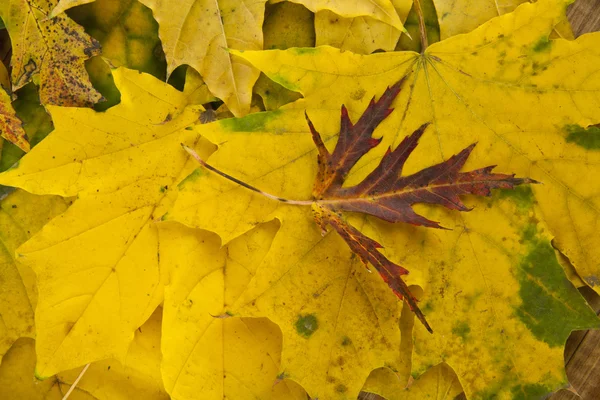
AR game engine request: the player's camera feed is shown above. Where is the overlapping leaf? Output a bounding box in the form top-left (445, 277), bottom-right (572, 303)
top-left (364, 362), bottom-right (463, 400)
top-left (0, 308), bottom-right (169, 399)
top-left (159, 221), bottom-right (306, 400)
top-left (433, 0), bottom-right (573, 39)
top-left (136, 0), bottom-right (268, 117)
top-left (169, 0), bottom-right (600, 397)
top-left (0, 190), bottom-right (68, 364)
top-left (0, 0), bottom-right (102, 107)
top-left (314, 0), bottom-right (411, 54)
top-left (0, 68), bottom-right (209, 377)
top-left (274, 0), bottom-right (405, 30)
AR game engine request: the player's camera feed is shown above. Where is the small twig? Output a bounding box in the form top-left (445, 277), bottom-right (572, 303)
top-left (62, 363), bottom-right (90, 400)
top-left (182, 144), bottom-right (313, 206)
top-left (413, 0), bottom-right (429, 52)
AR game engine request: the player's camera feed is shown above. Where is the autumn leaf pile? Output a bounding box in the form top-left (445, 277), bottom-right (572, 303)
top-left (0, 0), bottom-right (599, 399)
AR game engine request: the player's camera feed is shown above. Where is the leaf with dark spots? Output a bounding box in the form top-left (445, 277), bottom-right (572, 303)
top-left (0, 0), bottom-right (102, 107)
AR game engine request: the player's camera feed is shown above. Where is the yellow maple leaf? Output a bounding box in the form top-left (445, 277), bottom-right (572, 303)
top-left (0, 0), bottom-right (102, 107)
top-left (0, 307), bottom-right (169, 399)
top-left (272, 0), bottom-right (405, 30)
top-left (136, 0), bottom-right (268, 117)
top-left (159, 221), bottom-right (306, 400)
top-left (166, 0), bottom-right (600, 397)
top-left (433, 0), bottom-right (574, 40)
top-left (0, 190), bottom-right (68, 364)
top-left (315, 0), bottom-right (412, 54)
top-left (0, 68), bottom-right (209, 377)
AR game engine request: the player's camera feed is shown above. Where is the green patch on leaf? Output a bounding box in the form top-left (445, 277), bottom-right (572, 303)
top-left (177, 168), bottom-right (206, 188)
top-left (515, 226), bottom-right (599, 347)
top-left (451, 321), bottom-right (471, 341)
top-left (497, 186), bottom-right (535, 210)
top-left (564, 124), bottom-right (600, 150)
top-left (269, 73), bottom-right (300, 92)
top-left (295, 314), bottom-right (318, 338)
top-left (291, 47), bottom-right (319, 55)
top-left (532, 37), bottom-right (552, 52)
top-left (220, 110), bottom-right (283, 132)
top-left (510, 383), bottom-right (553, 400)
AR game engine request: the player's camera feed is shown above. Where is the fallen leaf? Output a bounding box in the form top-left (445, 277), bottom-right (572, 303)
top-left (433, 0), bottom-right (574, 40)
top-left (169, 0), bottom-right (600, 397)
top-left (0, 0), bottom-right (103, 106)
top-left (273, 0), bottom-right (405, 30)
top-left (132, 0), bottom-right (268, 117)
top-left (0, 84), bottom-right (29, 152)
top-left (159, 221), bottom-right (306, 400)
top-left (0, 307), bottom-right (169, 399)
top-left (0, 68), bottom-right (209, 377)
top-left (364, 362), bottom-right (463, 400)
top-left (0, 190), bottom-right (68, 364)
top-left (314, 0), bottom-right (412, 54)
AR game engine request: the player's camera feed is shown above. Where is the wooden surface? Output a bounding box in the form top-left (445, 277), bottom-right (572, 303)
top-left (568, 0), bottom-right (600, 37)
top-left (360, 1), bottom-right (600, 399)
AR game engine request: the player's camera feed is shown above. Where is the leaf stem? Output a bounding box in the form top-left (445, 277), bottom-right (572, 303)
top-left (62, 363), bottom-right (90, 400)
top-left (182, 144), bottom-right (313, 206)
top-left (413, 0), bottom-right (429, 52)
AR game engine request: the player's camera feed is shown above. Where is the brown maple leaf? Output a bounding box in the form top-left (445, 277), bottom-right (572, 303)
top-left (183, 76), bottom-right (535, 333)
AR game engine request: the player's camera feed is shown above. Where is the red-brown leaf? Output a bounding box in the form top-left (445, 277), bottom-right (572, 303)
top-left (309, 77), bottom-right (535, 332)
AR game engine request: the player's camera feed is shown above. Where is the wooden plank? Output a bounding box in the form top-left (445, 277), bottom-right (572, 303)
top-left (568, 0), bottom-right (600, 36)
top-left (551, 287), bottom-right (600, 400)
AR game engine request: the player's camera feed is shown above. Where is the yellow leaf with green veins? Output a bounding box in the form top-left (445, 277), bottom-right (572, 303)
top-left (169, 0), bottom-right (600, 397)
top-left (272, 0), bottom-right (404, 30)
top-left (0, 307), bottom-right (169, 399)
top-left (0, 0), bottom-right (102, 107)
top-left (314, 0), bottom-right (412, 54)
top-left (135, 0), bottom-right (268, 117)
top-left (0, 190), bottom-right (68, 364)
top-left (159, 221), bottom-right (306, 400)
top-left (0, 68), bottom-right (213, 377)
top-left (433, 0), bottom-right (573, 40)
